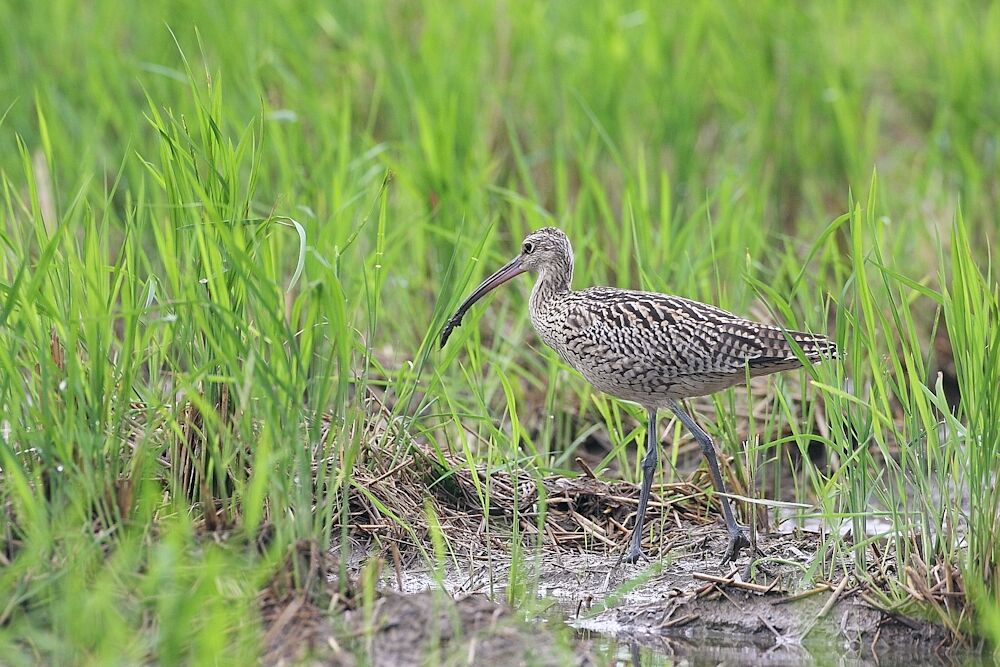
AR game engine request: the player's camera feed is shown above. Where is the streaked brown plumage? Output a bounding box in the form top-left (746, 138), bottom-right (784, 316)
top-left (441, 227), bottom-right (837, 565)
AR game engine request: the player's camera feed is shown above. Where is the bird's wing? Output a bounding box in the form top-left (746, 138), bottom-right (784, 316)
top-left (564, 287), bottom-right (834, 376)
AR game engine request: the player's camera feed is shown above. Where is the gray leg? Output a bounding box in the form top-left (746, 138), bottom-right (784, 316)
top-left (617, 408), bottom-right (659, 565)
top-left (667, 400), bottom-right (750, 566)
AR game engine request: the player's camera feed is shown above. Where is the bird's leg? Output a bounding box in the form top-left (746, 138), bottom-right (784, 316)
top-left (616, 408), bottom-right (659, 565)
top-left (667, 400), bottom-right (750, 567)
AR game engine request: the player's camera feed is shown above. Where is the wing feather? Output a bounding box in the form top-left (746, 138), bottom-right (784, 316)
top-left (562, 287), bottom-right (835, 379)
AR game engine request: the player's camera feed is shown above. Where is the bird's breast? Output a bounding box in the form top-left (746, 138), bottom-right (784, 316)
top-left (529, 306), bottom-right (569, 356)
top-left (527, 310), bottom-right (692, 404)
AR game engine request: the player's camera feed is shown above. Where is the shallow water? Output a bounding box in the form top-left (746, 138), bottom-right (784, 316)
top-left (579, 628), bottom-right (987, 667)
top-left (386, 546), bottom-right (985, 667)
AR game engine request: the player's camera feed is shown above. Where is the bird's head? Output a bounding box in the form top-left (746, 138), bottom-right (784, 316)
top-left (517, 227), bottom-right (572, 275)
top-left (439, 227), bottom-right (573, 347)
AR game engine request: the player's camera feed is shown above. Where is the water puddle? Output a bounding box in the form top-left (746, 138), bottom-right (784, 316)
top-left (374, 530), bottom-right (983, 666)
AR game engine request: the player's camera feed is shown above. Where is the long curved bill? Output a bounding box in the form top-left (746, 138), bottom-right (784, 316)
top-left (440, 255), bottom-right (527, 348)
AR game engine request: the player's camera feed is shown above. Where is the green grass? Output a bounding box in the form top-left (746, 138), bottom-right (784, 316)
top-left (1, 0), bottom-right (999, 662)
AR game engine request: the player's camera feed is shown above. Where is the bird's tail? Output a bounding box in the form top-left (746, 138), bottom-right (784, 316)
top-left (785, 329), bottom-right (839, 361)
top-left (748, 326), bottom-right (838, 375)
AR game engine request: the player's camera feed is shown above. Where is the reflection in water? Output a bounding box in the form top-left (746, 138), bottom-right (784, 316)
top-left (581, 629), bottom-right (812, 666)
top-left (577, 628), bottom-right (986, 667)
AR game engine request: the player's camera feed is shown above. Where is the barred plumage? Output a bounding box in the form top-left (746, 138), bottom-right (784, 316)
top-left (441, 227), bottom-right (837, 566)
top-left (537, 286), bottom-right (836, 405)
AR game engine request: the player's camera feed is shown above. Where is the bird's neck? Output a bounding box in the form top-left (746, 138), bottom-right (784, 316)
top-left (530, 265), bottom-right (572, 309)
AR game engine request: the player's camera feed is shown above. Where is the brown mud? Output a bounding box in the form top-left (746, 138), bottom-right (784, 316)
top-left (263, 417), bottom-right (983, 665)
top-left (382, 532), bottom-right (971, 666)
top-left (328, 447), bottom-right (981, 665)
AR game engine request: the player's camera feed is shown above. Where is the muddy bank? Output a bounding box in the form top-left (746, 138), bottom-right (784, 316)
top-left (344, 591), bottom-right (595, 667)
top-left (263, 585), bottom-right (596, 666)
top-left (326, 441), bottom-right (980, 664)
top-left (378, 527), bottom-right (975, 665)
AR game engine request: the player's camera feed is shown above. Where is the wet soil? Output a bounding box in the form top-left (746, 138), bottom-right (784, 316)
top-left (343, 590), bottom-right (596, 667)
top-left (376, 526), bottom-right (978, 666)
top-left (290, 431), bottom-right (982, 665)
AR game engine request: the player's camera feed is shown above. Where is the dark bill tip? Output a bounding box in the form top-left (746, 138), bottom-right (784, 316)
top-left (439, 255), bottom-right (526, 348)
top-left (440, 314), bottom-right (463, 348)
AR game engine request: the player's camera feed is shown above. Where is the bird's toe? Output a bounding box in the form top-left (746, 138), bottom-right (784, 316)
top-left (615, 547), bottom-right (646, 566)
top-left (720, 527), bottom-right (751, 567)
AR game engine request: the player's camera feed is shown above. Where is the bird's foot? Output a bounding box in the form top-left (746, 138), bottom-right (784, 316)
top-left (720, 525), bottom-right (751, 567)
top-left (615, 544), bottom-right (648, 566)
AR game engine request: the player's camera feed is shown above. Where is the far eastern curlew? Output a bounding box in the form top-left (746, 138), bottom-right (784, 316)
top-left (440, 227), bottom-right (837, 566)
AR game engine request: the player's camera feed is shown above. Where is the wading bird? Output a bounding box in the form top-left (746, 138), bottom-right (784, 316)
top-left (440, 227), bottom-right (836, 565)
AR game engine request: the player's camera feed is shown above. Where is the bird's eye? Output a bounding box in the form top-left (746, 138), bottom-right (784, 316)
top-left (522, 241), bottom-right (535, 255)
